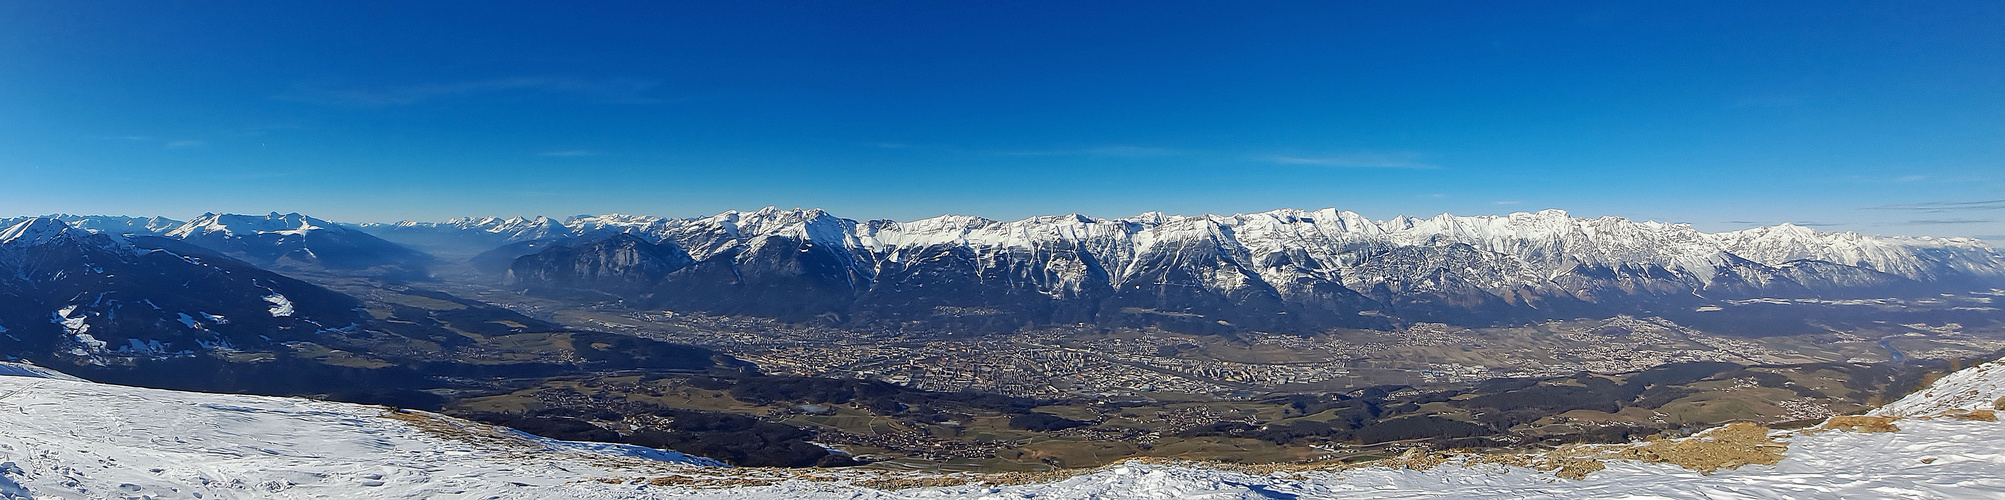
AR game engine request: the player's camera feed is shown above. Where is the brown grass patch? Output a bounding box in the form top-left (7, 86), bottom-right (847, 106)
top-left (1383, 448), bottom-right (1450, 471)
top-left (1817, 415), bottom-right (1901, 433)
top-left (1615, 422), bottom-right (1787, 474)
top-left (647, 475), bottom-right (697, 486)
top-left (1466, 451), bottom-right (1606, 480)
top-left (1946, 409), bottom-right (1997, 422)
top-left (853, 476), bottom-right (972, 490)
top-left (1546, 457), bottom-right (1607, 480)
top-left (977, 469), bottom-right (1093, 486)
top-left (643, 475), bottom-right (777, 488)
top-left (1131, 456), bottom-right (1353, 476)
top-left (382, 408), bottom-right (522, 445)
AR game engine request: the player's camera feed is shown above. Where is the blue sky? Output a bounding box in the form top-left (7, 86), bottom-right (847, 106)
top-left (1, 2), bottom-right (2001, 239)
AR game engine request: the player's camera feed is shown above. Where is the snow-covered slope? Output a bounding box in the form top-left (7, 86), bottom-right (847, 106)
top-left (0, 365), bottom-right (721, 499)
top-left (1873, 358), bottom-right (2005, 417)
top-left (6, 356), bottom-right (2005, 499)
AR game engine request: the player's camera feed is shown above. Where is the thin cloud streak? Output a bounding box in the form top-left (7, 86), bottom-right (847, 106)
top-left (1863, 199), bottom-right (2005, 213)
top-left (1908, 219), bottom-right (1993, 225)
top-left (276, 77), bottom-right (664, 106)
top-left (538, 150), bottom-right (598, 157)
top-left (1724, 220), bottom-right (1844, 227)
top-left (1265, 154), bottom-right (1440, 169)
top-left (985, 145), bottom-right (1181, 157)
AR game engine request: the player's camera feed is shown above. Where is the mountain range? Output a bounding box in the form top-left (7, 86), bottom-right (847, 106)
top-left (11, 207), bottom-right (2004, 335)
top-left (371, 207), bottom-right (2005, 333)
top-left (3, 212), bottom-right (430, 274)
top-left (0, 217), bottom-right (368, 368)
top-left (0, 216), bottom-right (732, 407)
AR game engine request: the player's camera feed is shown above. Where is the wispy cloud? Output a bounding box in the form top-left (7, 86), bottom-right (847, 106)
top-left (1264, 153), bottom-right (1439, 169)
top-left (1835, 173), bottom-right (1979, 184)
top-left (165, 140), bottom-right (206, 148)
top-left (1731, 95), bottom-right (1805, 108)
top-left (1082, 146), bottom-right (1179, 157)
top-left (538, 150), bottom-right (598, 157)
top-left (1907, 219), bottom-right (1993, 225)
top-left (1724, 220), bottom-right (1843, 227)
top-left (987, 145), bottom-right (1182, 157)
top-left (1863, 199), bottom-right (2005, 213)
top-left (277, 77), bottom-right (663, 106)
top-left (1493, 201), bottom-right (1521, 205)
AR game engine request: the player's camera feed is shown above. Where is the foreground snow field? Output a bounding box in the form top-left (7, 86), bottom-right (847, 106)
top-left (2, 361), bottom-right (2003, 499)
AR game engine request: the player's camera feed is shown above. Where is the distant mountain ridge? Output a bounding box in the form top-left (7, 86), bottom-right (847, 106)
top-left (0, 217), bottom-right (369, 367)
top-left (372, 208), bottom-right (2005, 279)
top-left (365, 207), bottom-right (2005, 332)
top-left (4, 212), bottom-right (431, 274)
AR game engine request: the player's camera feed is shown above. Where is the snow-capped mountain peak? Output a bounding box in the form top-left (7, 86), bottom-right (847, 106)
top-left (0, 217), bottom-right (74, 246)
top-left (166, 212), bottom-right (336, 238)
top-left (153, 212), bottom-right (430, 271)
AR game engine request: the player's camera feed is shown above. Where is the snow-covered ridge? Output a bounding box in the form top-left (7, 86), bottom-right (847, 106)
top-left (0, 214), bottom-right (183, 238)
top-left (0, 361), bottom-right (86, 381)
top-left (0, 218), bottom-right (73, 247)
top-left (0, 217), bottom-right (137, 255)
top-left (164, 212), bottom-right (340, 238)
top-left (386, 207), bottom-right (2005, 283)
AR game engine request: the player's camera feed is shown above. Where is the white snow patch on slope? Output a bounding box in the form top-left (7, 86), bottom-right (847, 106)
top-left (263, 293), bottom-right (295, 317)
top-left (0, 361), bottom-right (87, 382)
top-left (1874, 358), bottom-right (2005, 417)
top-left (51, 306), bottom-right (87, 335)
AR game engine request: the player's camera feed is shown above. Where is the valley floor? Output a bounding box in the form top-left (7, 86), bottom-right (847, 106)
top-left (4, 362), bottom-right (2005, 499)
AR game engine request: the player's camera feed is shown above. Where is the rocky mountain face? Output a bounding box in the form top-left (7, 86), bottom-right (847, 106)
top-left (0, 217), bottom-right (370, 369)
top-left (386, 207), bottom-right (2005, 333)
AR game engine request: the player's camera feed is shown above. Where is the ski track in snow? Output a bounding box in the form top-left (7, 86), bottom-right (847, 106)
top-left (3, 363), bottom-right (2005, 499)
